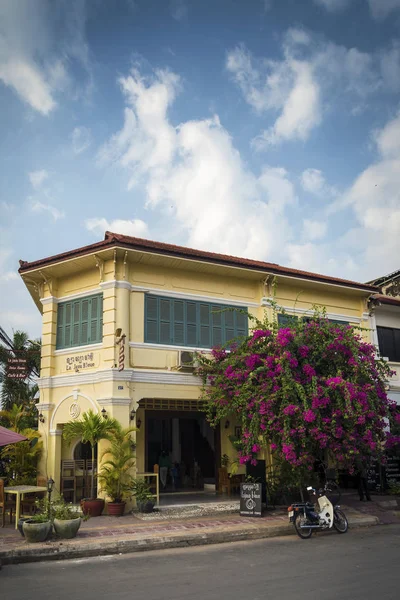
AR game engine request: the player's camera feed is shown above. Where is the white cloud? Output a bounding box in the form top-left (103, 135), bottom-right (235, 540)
top-left (263, 0), bottom-right (273, 11)
top-left (85, 218), bottom-right (149, 238)
top-left (170, 0), bottom-right (188, 21)
top-left (29, 169), bottom-right (48, 190)
top-left (71, 126), bottom-right (92, 154)
top-left (227, 29), bottom-right (400, 147)
top-left (300, 169), bottom-right (325, 194)
top-left (302, 219), bottom-right (327, 241)
top-left (99, 67), bottom-right (297, 262)
top-left (0, 0), bottom-right (91, 115)
top-left (313, 0), bottom-right (352, 11)
top-left (374, 111), bottom-right (400, 157)
top-left (253, 61), bottom-right (321, 147)
top-left (31, 200), bottom-right (65, 221)
top-left (368, 0), bottom-right (400, 19)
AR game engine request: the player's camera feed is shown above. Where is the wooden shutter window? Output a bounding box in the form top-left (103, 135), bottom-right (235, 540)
top-left (144, 294), bottom-right (248, 348)
top-left (56, 294), bottom-right (103, 350)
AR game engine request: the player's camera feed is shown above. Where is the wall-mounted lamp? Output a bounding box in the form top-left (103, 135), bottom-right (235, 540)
top-left (101, 408), bottom-right (107, 419)
top-left (130, 408), bottom-right (136, 421)
top-left (38, 413), bottom-right (45, 423)
top-left (136, 418), bottom-right (142, 429)
top-left (225, 420), bottom-right (230, 429)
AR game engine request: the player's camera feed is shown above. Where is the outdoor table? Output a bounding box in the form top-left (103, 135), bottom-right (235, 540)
top-left (4, 485), bottom-right (47, 529)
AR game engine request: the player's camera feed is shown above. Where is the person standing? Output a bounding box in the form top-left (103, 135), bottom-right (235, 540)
top-left (158, 450), bottom-right (171, 491)
top-left (356, 459), bottom-right (372, 501)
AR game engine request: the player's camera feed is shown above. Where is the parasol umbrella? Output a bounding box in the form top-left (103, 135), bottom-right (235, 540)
top-left (0, 425), bottom-right (27, 447)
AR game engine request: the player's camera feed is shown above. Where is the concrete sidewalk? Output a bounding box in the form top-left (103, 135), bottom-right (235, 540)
top-left (0, 498), bottom-right (385, 565)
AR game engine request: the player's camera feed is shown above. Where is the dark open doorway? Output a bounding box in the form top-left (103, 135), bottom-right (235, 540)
top-left (145, 410), bottom-right (216, 492)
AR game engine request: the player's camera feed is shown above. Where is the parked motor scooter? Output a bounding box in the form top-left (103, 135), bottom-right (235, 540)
top-left (288, 484), bottom-right (348, 539)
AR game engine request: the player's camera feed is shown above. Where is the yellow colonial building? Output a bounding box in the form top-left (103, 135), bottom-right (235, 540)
top-left (19, 232), bottom-right (379, 501)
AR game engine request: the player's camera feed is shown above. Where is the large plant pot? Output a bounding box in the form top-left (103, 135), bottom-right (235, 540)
top-left (18, 517), bottom-right (31, 538)
top-left (53, 517), bottom-right (81, 539)
top-left (80, 498), bottom-right (105, 517)
top-left (137, 500), bottom-right (155, 513)
top-left (107, 502), bottom-right (126, 517)
top-left (23, 520), bottom-right (52, 543)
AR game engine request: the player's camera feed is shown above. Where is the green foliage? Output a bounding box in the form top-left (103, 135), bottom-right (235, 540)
top-left (131, 479), bottom-right (154, 503)
top-left (29, 512), bottom-right (51, 523)
top-left (0, 404), bottom-right (42, 484)
top-left (221, 454), bottom-right (230, 468)
top-left (98, 425), bottom-right (136, 503)
top-left (63, 410), bottom-right (120, 499)
top-left (0, 327), bottom-right (41, 414)
top-left (52, 498), bottom-right (81, 520)
top-left (197, 300), bottom-right (397, 489)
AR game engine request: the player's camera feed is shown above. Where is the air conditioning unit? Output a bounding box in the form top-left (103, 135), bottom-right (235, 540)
top-left (178, 350), bottom-right (196, 371)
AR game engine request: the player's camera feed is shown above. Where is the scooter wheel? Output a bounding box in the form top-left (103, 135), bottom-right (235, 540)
top-left (333, 509), bottom-right (348, 533)
top-left (294, 513), bottom-right (313, 539)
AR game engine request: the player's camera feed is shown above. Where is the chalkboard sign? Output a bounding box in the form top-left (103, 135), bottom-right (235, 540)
top-left (240, 483), bottom-right (262, 517)
top-left (367, 459), bottom-right (382, 492)
top-left (385, 455), bottom-right (400, 488)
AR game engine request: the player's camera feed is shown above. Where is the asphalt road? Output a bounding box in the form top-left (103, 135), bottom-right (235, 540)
top-left (2, 525), bottom-right (400, 600)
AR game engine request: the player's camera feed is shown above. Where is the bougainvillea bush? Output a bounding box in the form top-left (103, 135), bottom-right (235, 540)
top-left (198, 308), bottom-right (399, 479)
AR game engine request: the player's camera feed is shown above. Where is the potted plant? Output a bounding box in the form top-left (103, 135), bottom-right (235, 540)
top-left (98, 426), bottom-right (136, 517)
top-left (23, 512), bottom-right (52, 543)
top-left (131, 479), bottom-right (155, 513)
top-left (53, 498), bottom-right (83, 539)
top-left (63, 409), bottom-right (119, 517)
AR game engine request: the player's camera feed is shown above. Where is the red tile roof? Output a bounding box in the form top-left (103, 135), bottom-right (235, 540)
top-left (372, 294), bottom-right (400, 307)
top-left (19, 231), bottom-right (378, 293)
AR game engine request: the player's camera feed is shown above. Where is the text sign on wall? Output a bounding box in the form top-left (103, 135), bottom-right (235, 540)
top-left (240, 482), bottom-right (262, 517)
top-left (7, 358), bottom-right (27, 379)
top-left (65, 352), bottom-right (95, 372)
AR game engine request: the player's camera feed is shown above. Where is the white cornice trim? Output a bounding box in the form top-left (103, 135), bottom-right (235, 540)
top-left (129, 341), bottom-right (211, 353)
top-left (130, 284), bottom-right (259, 307)
top-left (40, 296), bottom-right (56, 306)
top-left (45, 288), bottom-right (103, 304)
top-left (50, 429), bottom-right (62, 436)
top-left (100, 280), bottom-right (132, 290)
top-left (261, 298), bottom-right (362, 323)
top-left (36, 403), bottom-right (53, 411)
top-left (97, 397), bottom-right (131, 406)
top-left (38, 368), bottom-right (202, 389)
top-left (54, 343), bottom-right (103, 356)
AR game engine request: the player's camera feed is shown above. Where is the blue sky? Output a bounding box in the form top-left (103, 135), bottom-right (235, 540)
top-left (1, 0), bottom-right (400, 338)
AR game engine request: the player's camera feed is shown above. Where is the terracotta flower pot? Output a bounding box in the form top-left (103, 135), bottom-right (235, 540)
top-left (107, 502), bottom-right (126, 517)
top-left (53, 517), bottom-right (81, 539)
top-left (80, 498), bottom-right (105, 517)
top-left (23, 520), bottom-right (52, 543)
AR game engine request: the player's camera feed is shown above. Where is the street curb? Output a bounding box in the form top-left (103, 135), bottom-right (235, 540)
top-left (0, 515), bottom-right (380, 566)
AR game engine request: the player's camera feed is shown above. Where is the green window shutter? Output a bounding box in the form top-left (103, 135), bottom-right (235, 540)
top-left (278, 313), bottom-right (298, 328)
top-left (159, 298), bottom-right (171, 344)
top-left (56, 303), bottom-right (65, 349)
top-left (224, 309), bottom-right (235, 345)
top-left (211, 306), bottom-right (223, 347)
top-left (186, 301), bottom-right (197, 346)
top-left (72, 301), bottom-right (81, 347)
top-left (144, 294), bottom-right (248, 349)
top-left (236, 310), bottom-right (248, 337)
top-left (64, 302), bottom-right (72, 347)
top-left (56, 294), bottom-right (102, 350)
top-left (80, 298), bottom-right (89, 345)
top-left (173, 300), bottom-right (185, 345)
top-left (145, 296), bottom-right (159, 343)
top-left (199, 303), bottom-right (211, 348)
